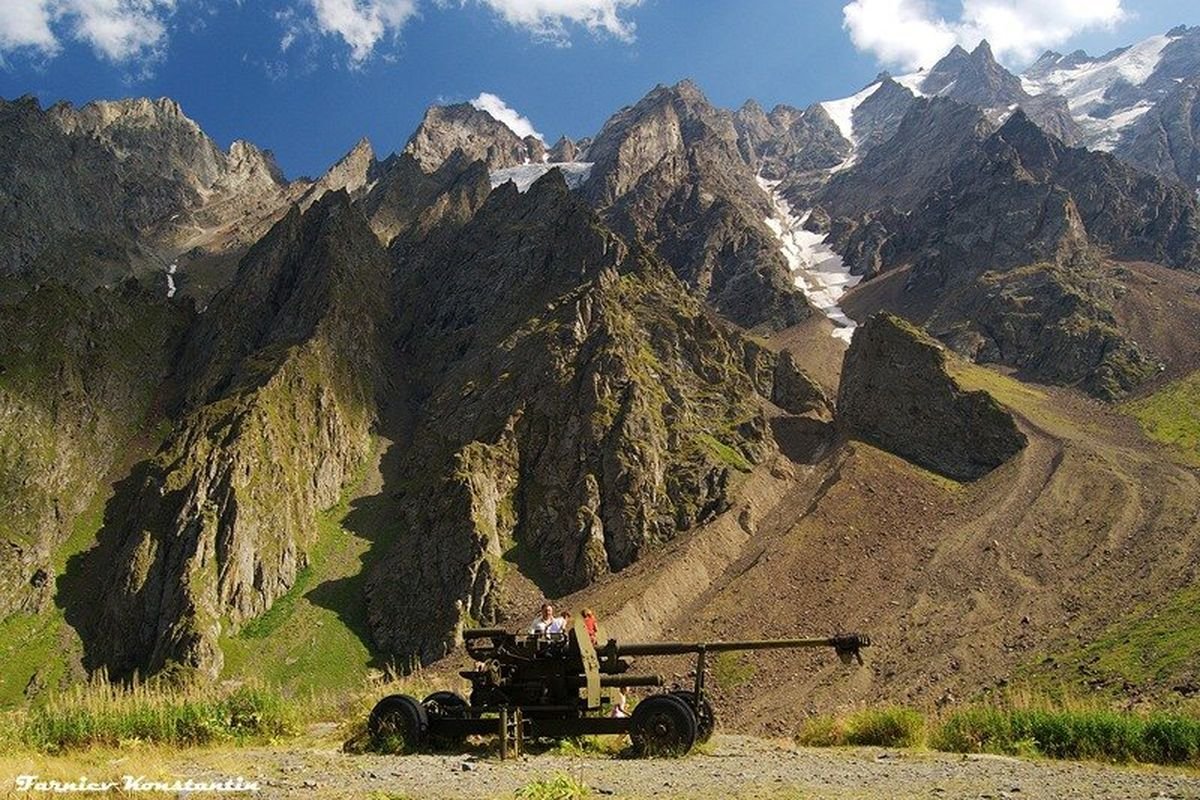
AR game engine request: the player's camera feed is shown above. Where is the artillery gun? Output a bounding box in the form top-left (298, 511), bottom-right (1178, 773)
top-left (368, 616), bottom-right (870, 757)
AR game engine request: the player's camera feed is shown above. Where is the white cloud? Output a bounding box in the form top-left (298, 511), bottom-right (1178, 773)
top-left (468, 0), bottom-right (642, 43)
top-left (470, 91), bottom-right (543, 141)
top-left (305, 0), bottom-right (418, 63)
top-left (0, 0), bottom-right (179, 63)
top-left (0, 1), bottom-right (59, 55)
top-left (842, 0), bottom-right (1126, 71)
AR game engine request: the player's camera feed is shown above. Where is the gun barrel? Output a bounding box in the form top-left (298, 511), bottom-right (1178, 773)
top-left (613, 634), bottom-right (870, 657)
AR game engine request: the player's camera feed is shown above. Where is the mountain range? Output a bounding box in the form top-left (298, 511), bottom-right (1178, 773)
top-left (1, 26), bottom-right (1199, 717)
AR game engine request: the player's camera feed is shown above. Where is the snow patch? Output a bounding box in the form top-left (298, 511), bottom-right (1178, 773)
top-left (1021, 34), bottom-right (1171, 116)
top-left (489, 162), bottom-right (594, 192)
top-left (894, 71), bottom-right (928, 97)
top-left (165, 262), bottom-right (177, 299)
top-left (757, 175), bottom-right (861, 343)
top-left (819, 81), bottom-right (882, 146)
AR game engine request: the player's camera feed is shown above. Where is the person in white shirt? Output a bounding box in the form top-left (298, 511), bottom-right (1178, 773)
top-left (529, 602), bottom-right (556, 636)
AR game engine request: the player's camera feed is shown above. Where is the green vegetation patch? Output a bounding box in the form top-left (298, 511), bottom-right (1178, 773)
top-left (20, 681), bottom-right (295, 753)
top-left (932, 706), bottom-right (1200, 766)
top-left (711, 651), bottom-right (755, 690)
top-left (514, 773), bottom-right (591, 800)
top-left (1019, 582), bottom-right (1200, 695)
top-left (1121, 370), bottom-right (1200, 466)
top-left (797, 707), bottom-right (925, 748)
top-left (220, 438), bottom-right (398, 693)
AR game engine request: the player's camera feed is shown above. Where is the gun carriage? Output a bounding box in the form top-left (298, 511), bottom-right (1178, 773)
top-left (368, 616), bottom-right (870, 757)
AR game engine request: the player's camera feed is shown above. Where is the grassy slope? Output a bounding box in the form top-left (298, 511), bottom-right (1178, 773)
top-left (0, 425), bottom-right (168, 708)
top-left (949, 363), bottom-right (1200, 701)
top-left (219, 436), bottom-right (398, 693)
top-left (1121, 370), bottom-right (1200, 467)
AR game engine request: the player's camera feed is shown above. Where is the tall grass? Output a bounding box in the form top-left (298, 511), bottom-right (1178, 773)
top-left (932, 706), bottom-right (1200, 766)
top-left (19, 679), bottom-right (296, 753)
top-left (796, 701), bottom-right (1200, 768)
top-left (797, 707), bottom-right (924, 747)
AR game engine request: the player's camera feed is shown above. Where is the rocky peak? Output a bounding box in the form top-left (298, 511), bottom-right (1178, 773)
top-left (850, 76), bottom-right (917, 153)
top-left (922, 39), bottom-right (1026, 106)
top-left (819, 96), bottom-right (991, 218)
top-left (403, 102), bottom-right (544, 171)
top-left (368, 162), bottom-right (778, 662)
top-left (548, 135), bottom-right (581, 162)
top-left (581, 81), bottom-right (809, 329)
top-left (90, 190), bottom-right (391, 679)
top-left (301, 137), bottom-right (378, 208)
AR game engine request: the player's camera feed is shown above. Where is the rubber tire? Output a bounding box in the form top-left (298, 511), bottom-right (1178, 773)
top-left (422, 691), bottom-right (470, 749)
top-left (670, 690), bottom-right (716, 743)
top-left (630, 693), bottom-right (698, 757)
top-left (368, 694), bottom-right (428, 753)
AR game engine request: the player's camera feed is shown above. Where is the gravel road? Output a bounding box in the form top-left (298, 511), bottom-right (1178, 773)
top-left (111, 734), bottom-right (1200, 799)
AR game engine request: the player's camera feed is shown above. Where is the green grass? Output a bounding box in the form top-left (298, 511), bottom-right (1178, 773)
top-left (797, 707), bottom-right (925, 748)
top-left (1018, 583), bottom-right (1200, 696)
top-left (695, 433), bottom-right (753, 473)
top-left (220, 437), bottom-right (398, 692)
top-left (18, 680), bottom-right (295, 753)
top-left (1121, 370), bottom-right (1200, 466)
top-left (711, 651), bottom-right (755, 690)
top-left (932, 706), bottom-right (1200, 766)
top-left (513, 773), bottom-right (591, 800)
top-left (795, 702), bottom-right (1200, 768)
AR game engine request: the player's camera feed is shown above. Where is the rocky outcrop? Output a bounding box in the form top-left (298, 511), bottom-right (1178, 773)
top-left (837, 313), bottom-right (1027, 481)
top-left (583, 81), bottom-right (810, 329)
top-left (734, 101), bottom-right (850, 180)
top-left (926, 263), bottom-right (1161, 401)
top-left (366, 170), bottom-right (777, 663)
top-left (403, 103), bottom-right (544, 171)
top-left (0, 280), bottom-right (189, 618)
top-left (86, 192), bottom-right (389, 679)
top-left (829, 110), bottom-right (1198, 397)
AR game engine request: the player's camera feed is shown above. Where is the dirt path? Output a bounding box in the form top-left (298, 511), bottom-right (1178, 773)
top-left (10, 736), bottom-right (1197, 799)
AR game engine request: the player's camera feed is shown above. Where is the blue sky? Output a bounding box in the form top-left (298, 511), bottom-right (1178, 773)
top-left (0, 1), bottom-right (1194, 177)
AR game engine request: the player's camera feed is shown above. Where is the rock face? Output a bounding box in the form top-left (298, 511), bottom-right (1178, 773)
top-left (1117, 77), bottom-right (1200, 191)
top-left (1024, 25), bottom-right (1200, 156)
top-left (583, 81), bottom-right (810, 329)
top-left (366, 170), bottom-right (777, 663)
top-left (360, 152), bottom-right (493, 245)
top-left (403, 103), bottom-right (544, 171)
top-left (0, 280), bottom-right (189, 618)
top-left (819, 97), bottom-right (992, 220)
top-left (0, 96), bottom-right (295, 284)
top-left (84, 192), bottom-right (389, 679)
top-left (837, 313), bottom-right (1027, 481)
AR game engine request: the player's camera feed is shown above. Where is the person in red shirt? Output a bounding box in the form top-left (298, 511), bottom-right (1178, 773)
top-left (582, 608), bottom-right (599, 645)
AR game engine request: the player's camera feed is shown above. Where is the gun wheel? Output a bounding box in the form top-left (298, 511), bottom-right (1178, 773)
top-left (368, 694), bottom-right (428, 753)
top-left (630, 693), bottom-right (698, 757)
top-left (669, 690), bottom-right (716, 743)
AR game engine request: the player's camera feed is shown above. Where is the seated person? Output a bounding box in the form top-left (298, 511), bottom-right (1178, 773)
top-left (529, 602), bottom-right (557, 636)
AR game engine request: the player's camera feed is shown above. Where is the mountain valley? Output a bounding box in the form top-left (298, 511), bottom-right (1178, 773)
top-left (1, 24), bottom-right (1199, 738)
